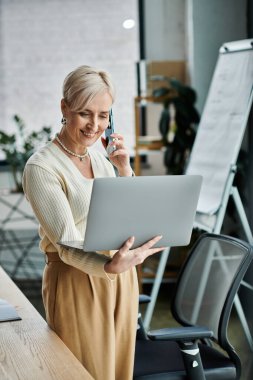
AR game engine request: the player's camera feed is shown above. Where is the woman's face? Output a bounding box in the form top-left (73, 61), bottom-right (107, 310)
top-left (61, 91), bottom-right (113, 149)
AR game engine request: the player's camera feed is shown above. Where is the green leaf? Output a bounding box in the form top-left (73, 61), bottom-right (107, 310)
top-left (0, 115), bottom-right (52, 192)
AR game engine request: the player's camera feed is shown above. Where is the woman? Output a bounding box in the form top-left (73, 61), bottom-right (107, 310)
top-left (22, 65), bottom-right (164, 380)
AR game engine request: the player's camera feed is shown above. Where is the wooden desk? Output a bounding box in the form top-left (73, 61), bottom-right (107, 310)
top-left (0, 266), bottom-right (93, 380)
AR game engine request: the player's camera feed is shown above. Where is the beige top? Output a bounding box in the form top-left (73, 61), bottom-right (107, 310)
top-left (22, 141), bottom-right (116, 280)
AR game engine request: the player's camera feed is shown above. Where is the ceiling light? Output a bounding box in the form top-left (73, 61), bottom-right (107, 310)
top-left (122, 19), bottom-right (135, 29)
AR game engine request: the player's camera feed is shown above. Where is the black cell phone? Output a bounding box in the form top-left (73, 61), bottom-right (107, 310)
top-left (105, 109), bottom-right (115, 154)
top-left (105, 109), bottom-right (115, 145)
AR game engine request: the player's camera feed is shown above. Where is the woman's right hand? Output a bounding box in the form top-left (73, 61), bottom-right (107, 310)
top-left (104, 235), bottom-right (166, 274)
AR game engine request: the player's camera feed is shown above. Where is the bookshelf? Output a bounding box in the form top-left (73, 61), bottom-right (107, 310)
top-left (134, 96), bottom-right (167, 176)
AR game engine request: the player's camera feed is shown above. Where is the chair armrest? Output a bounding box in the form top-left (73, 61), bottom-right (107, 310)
top-left (148, 326), bottom-right (213, 342)
top-left (139, 294), bottom-right (151, 304)
top-left (149, 326), bottom-right (212, 380)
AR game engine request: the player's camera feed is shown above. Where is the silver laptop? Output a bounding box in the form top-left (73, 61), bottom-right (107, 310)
top-left (58, 175), bottom-right (202, 252)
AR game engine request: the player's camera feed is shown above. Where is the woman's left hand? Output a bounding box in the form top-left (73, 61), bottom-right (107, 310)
top-left (101, 133), bottom-right (133, 176)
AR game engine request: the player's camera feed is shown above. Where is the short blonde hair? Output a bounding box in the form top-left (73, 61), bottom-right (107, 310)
top-left (62, 65), bottom-right (115, 112)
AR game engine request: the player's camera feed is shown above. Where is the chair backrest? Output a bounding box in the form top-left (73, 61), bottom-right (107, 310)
top-left (172, 233), bottom-right (253, 355)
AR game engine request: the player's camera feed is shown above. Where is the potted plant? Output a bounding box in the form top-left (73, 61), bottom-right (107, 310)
top-left (0, 115), bottom-right (51, 192)
top-left (152, 77), bottom-right (200, 174)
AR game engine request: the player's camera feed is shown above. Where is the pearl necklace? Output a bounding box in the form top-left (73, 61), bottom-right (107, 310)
top-left (55, 133), bottom-right (89, 161)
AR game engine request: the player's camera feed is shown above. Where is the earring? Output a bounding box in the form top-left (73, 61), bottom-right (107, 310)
top-left (61, 117), bottom-right (67, 126)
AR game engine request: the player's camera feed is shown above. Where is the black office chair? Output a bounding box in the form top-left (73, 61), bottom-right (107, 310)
top-left (134, 233), bottom-right (253, 380)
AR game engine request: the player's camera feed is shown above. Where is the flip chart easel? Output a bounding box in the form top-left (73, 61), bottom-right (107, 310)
top-left (143, 39), bottom-right (253, 348)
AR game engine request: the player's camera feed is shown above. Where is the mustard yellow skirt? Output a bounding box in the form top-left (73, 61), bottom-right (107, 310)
top-left (42, 259), bottom-right (139, 380)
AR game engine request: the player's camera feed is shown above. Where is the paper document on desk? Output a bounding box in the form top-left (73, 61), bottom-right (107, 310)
top-left (0, 298), bottom-right (21, 322)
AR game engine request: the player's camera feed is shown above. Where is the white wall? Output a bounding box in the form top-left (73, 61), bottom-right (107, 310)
top-left (187, 0), bottom-right (247, 112)
top-left (144, 0), bottom-right (186, 60)
top-left (141, 0), bottom-right (248, 175)
top-left (0, 0), bottom-right (139, 152)
top-left (1, 0), bottom-right (248, 158)
top-left (143, 0), bottom-right (248, 112)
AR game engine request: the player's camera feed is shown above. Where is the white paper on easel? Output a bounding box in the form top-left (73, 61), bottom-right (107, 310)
top-left (187, 45), bottom-right (253, 214)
